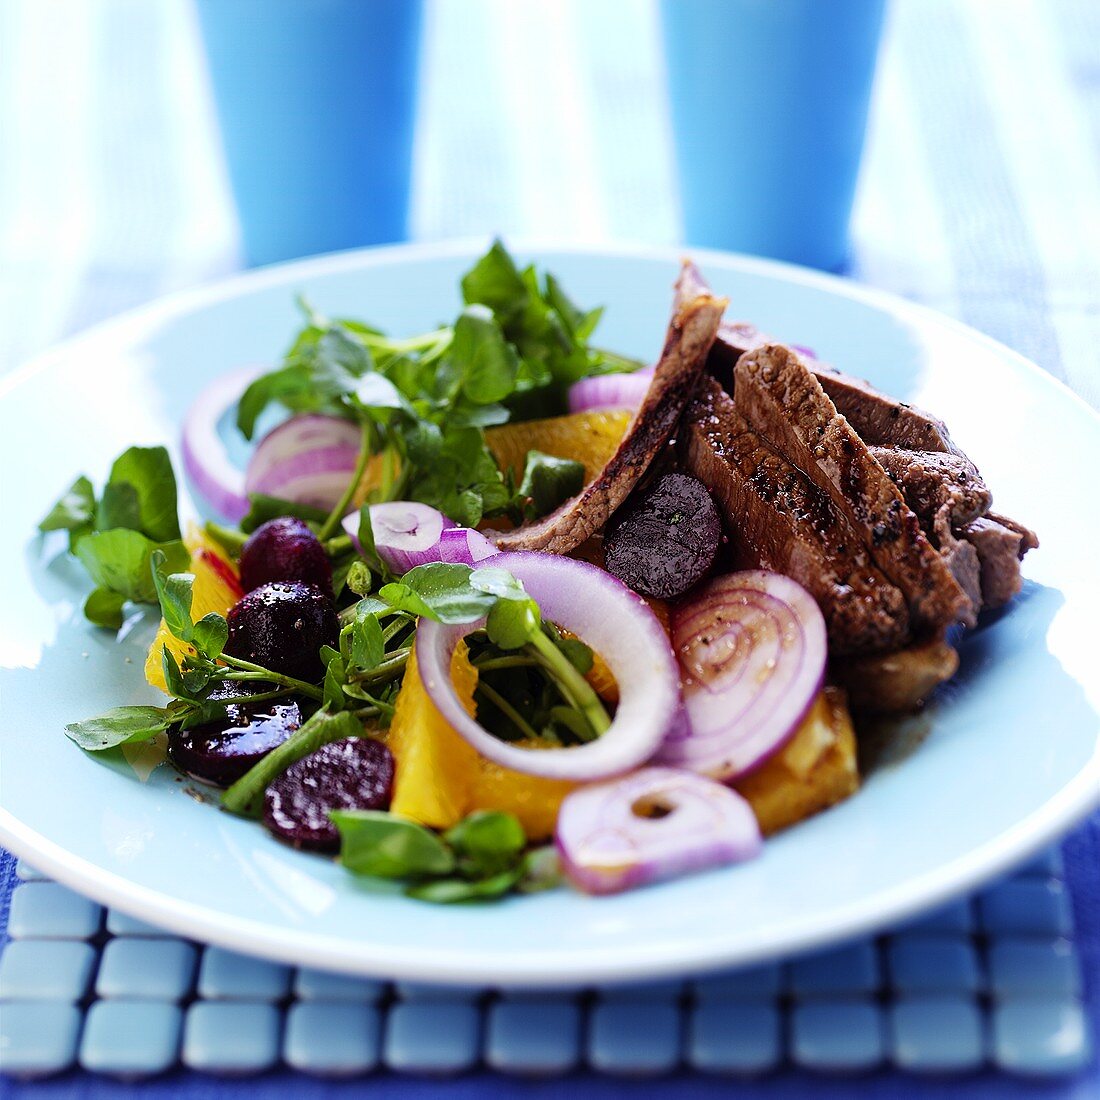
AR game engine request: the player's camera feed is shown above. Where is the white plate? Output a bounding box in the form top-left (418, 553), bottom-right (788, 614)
top-left (1, 241), bottom-right (1097, 986)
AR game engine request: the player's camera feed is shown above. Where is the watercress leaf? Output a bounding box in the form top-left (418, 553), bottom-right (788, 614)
top-left (556, 636), bottom-right (594, 676)
top-left (354, 372), bottom-right (407, 410)
top-left (351, 609), bottom-right (385, 671)
top-left (446, 403), bottom-right (510, 429)
top-left (96, 480), bottom-right (141, 533)
top-left (330, 810), bottom-right (456, 878)
top-left (469, 566), bottom-right (527, 601)
top-left (444, 811), bottom-right (526, 876)
top-left (379, 563), bottom-right (496, 624)
top-left (518, 451), bottom-right (584, 518)
top-left (76, 531), bottom-right (187, 605)
top-left (548, 705), bottom-right (597, 744)
top-left (240, 494), bottom-right (329, 534)
top-left (486, 596), bottom-right (541, 650)
top-left (323, 654), bottom-right (348, 711)
top-left (191, 613), bottom-right (228, 659)
top-left (151, 550), bottom-right (195, 641)
top-left (236, 364), bottom-right (311, 440)
top-left (355, 505), bottom-right (388, 578)
top-left (161, 646), bottom-right (188, 699)
top-left (460, 239), bottom-right (528, 318)
top-left (83, 587), bottom-right (125, 630)
top-left (405, 869), bottom-right (522, 903)
top-left (516, 846), bottom-right (563, 894)
top-left (64, 705), bottom-right (173, 752)
top-left (106, 445), bottom-right (181, 542)
top-left (39, 475), bottom-right (95, 533)
top-left (544, 272), bottom-right (586, 337)
top-left (452, 305), bottom-right (520, 405)
top-left (181, 667), bottom-right (214, 697)
top-left (223, 709), bottom-right (363, 817)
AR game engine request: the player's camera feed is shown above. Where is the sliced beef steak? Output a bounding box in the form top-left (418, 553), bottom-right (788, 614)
top-left (868, 446), bottom-right (991, 530)
top-left (735, 345), bottom-right (970, 635)
top-left (962, 513), bottom-right (1039, 609)
top-left (681, 378), bottom-right (910, 655)
top-left (490, 291), bottom-right (727, 554)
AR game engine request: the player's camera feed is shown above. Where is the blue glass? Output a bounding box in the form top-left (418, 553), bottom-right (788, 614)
top-left (194, 0), bottom-right (423, 267)
top-left (660, 0), bottom-right (887, 271)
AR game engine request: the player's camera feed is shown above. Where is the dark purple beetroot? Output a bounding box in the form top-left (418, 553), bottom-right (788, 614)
top-left (168, 683), bottom-right (301, 787)
top-left (263, 737), bottom-right (395, 852)
top-left (239, 517), bottom-right (332, 594)
top-left (604, 472), bottom-right (721, 599)
top-left (225, 581), bottom-right (338, 683)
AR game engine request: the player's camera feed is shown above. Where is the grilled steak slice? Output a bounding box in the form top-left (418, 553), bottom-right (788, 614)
top-left (735, 345), bottom-right (970, 635)
top-left (831, 639), bottom-right (959, 713)
top-left (682, 378), bottom-right (910, 655)
top-left (961, 513), bottom-right (1038, 609)
top-left (490, 291), bottom-right (727, 554)
top-left (675, 260), bottom-right (963, 454)
top-left (869, 446), bottom-right (991, 530)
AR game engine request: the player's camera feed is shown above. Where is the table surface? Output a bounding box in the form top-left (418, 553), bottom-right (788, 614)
top-left (0, 0), bottom-right (1097, 1095)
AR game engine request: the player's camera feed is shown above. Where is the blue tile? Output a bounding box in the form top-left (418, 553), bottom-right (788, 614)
top-left (1012, 847), bottom-right (1064, 880)
top-left (485, 998), bottom-right (582, 1075)
top-left (6, 883), bottom-right (103, 940)
top-left (293, 967), bottom-right (387, 1003)
top-left (790, 942), bottom-right (880, 997)
top-left (992, 998), bottom-right (1092, 1076)
top-left (106, 909), bottom-right (172, 938)
top-left (889, 996), bottom-right (984, 1073)
top-left (393, 981), bottom-right (481, 1003)
top-left (791, 999), bottom-right (885, 1072)
top-left (688, 1001), bottom-right (781, 1075)
top-left (79, 1000), bottom-right (182, 1078)
top-left (181, 1002), bottom-right (282, 1074)
top-left (897, 898), bottom-right (974, 935)
top-left (14, 859), bottom-right (49, 882)
top-left (197, 947), bottom-right (292, 1001)
top-left (283, 1002), bottom-right (381, 1076)
top-left (588, 999), bottom-right (681, 1075)
top-left (599, 978), bottom-right (685, 1002)
top-left (0, 1002), bottom-right (82, 1078)
top-left (979, 880), bottom-right (1073, 936)
top-left (692, 962), bottom-right (783, 1002)
top-left (383, 1001), bottom-right (481, 1074)
top-left (0, 941), bottom-right (97, 1001)
top-left (887, 935), bottom-right (982, 994)
top-left (96, 938), bottom-right (197, 1002)
top-left (988, 939), bottom-right (1082, 998)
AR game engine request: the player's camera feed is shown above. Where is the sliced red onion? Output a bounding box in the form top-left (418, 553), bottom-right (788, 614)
top-left (181, 366), bottom-right (260, 521)
top-left (343, 502), bottom-right (500, 574)
top-left (791, 343), bottom-right (818, 360)
top-left (416, 552), bottom-right (678, 781)
top-left (657, 571), bottom-right (826, 781)
top-left (245, 414), bottom-right (362, 512)
top-left (567, 368), bottom-right (654, 413)
top-left (555, 767), bottom-right (761, 895)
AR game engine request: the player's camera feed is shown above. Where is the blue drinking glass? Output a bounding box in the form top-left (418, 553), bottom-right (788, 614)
top-left (195, 0), bottom-right (423, 267)
top-left (660, 0), bottom-right (887, 271)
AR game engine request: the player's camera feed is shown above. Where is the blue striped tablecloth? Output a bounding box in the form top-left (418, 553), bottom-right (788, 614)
top-left (0, 0), bottom-right (1097, 1096)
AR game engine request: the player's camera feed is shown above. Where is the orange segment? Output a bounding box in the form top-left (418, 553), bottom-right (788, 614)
top-left (388, 644), bottom-right (481, 829)
top-left (387, 643), bottom-right (577, 839)
top-left (144, 525), bottom-right (243, 694)
top-left (487, 410), bottom-right (631, 483)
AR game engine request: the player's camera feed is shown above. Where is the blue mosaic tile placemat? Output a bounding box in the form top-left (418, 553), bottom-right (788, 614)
top-left (0, 847), bottom-right (1093, 1085)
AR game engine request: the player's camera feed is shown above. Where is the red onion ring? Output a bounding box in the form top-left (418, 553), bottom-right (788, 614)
top-left (415, 552), bottom-right (678, 781)
top-left (657, 571), bottom-right (826, 780)
top-left (344, 503), bottom-right (500, 573)
top-left (180, 366), bottom-right (260, 521)
top-left (245, 414), bottom-right (362, 512)
top-left (555, 766), bottom-right (761, 894)
top-left (567, 367), bottom-right (654, 413)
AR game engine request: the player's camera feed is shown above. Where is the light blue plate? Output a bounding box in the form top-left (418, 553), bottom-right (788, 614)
top-left (1, 242), bottom-right (1097, 987)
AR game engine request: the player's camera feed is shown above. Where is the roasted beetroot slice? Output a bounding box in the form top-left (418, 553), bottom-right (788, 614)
top-left (263, 737), bottom-right (395, 852)
top-left (604, 472), bottom-right (721, 599)
top-left (168, 692), bottom-right (301, 788)
top-left (240, 516), bottom-right (333, 594)
top-left (225, 581), bottom-right (338, 683)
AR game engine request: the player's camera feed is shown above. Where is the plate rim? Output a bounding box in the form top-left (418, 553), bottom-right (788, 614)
top-left (2, 238), bottom-right (1098, 986)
